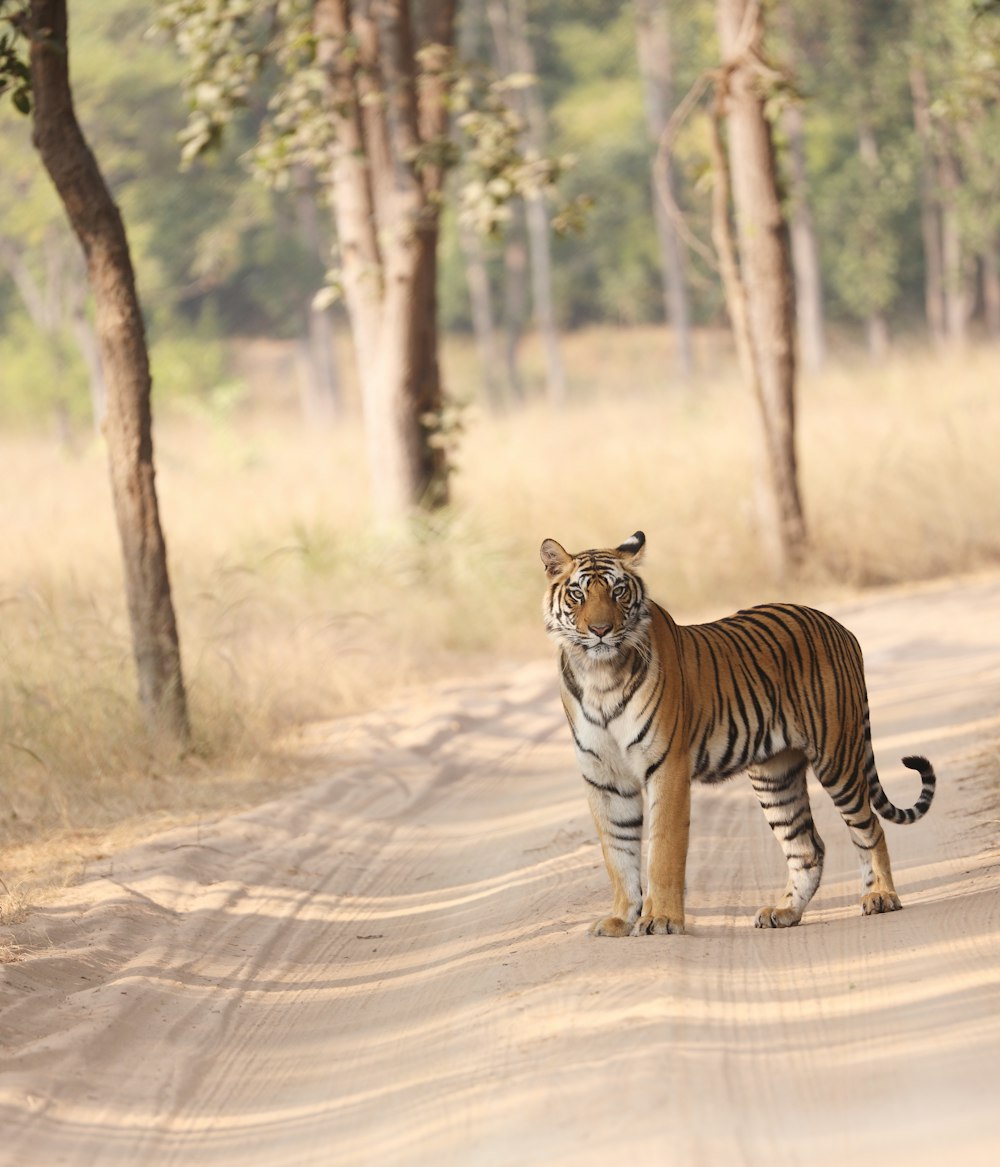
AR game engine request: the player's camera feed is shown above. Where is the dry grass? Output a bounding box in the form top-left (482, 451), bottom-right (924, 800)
top-left (2, 327), bottom-right (1000, 898)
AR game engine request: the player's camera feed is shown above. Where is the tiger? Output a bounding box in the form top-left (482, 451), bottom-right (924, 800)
top-left (540, 530), bottom-right (937, 937)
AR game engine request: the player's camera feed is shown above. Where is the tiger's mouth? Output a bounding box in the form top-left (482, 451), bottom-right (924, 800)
top-left (585, 638), bottom-right (621, 659)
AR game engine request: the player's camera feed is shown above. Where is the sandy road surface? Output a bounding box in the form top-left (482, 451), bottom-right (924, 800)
top-left (2, 577), bottom-right (1000, 1167)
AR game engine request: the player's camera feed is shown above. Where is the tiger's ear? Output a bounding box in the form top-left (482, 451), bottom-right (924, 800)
top-left (616, 530), bottom-right (646, 565)
top-left (540, 538), bottom-right (573, 579)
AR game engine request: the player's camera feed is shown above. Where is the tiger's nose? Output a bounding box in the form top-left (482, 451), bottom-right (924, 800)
top-left (589, 623), bottom-right (612, 638)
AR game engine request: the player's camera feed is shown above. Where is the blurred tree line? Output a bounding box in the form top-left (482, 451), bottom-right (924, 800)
top-left (1, 0), bottom-right (997, 742)
top-left (2, 0), bottom-right (998, 433)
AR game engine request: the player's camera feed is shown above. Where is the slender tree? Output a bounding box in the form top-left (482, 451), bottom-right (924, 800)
top-left (635, 0), bottom-right (694, 379)
top-left (778, 0), bottom-right (825, 373)
top-left (455, 0), bottom-right (505, 408)
top-left (909, 0), bottom-right (1000, 347)
top-left (314, 0), bottom-right (455, 516)
top-left (0, 229), bottom-right (106, 431)
top-left (909, 54), bottom-right (947, 346)
top-left (164, 1), bottom-right (581, 512)
top-left (714, 0), bottom-right (806, 576)
top-left (15, 0), bottom-right (189, 742)
top-left (807, 0), bottom-right (910, 357)
top-left (163, 0), bottom-right (456, 520)
top-left (487, 0), bottom-right (567, 406)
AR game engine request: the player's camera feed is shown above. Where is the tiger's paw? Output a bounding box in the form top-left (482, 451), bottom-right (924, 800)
top-left (631, 915), bottom-right (685, 936)
top-left (861, 890), bottom-right (902, 915)
top-left (754, 906), bottom-right (802, 929)
top-left (589, 916), bottom-right (634, 937)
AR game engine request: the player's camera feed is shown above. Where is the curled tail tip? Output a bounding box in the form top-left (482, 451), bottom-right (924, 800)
top-left (871, 754), bottom-right (937, 824)
top-left (902, 754), bottom-right (936, 782)
top-left (901, 754), bottom-right (937, 822)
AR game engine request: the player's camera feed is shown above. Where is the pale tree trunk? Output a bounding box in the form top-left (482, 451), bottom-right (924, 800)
top-left (295, 305), bottom-right (339, 426)
top-left (69, 305), bottom-right (107, 429)
top-left (783, 100), bottom-right (825, 373)
top-left (460, 222), bottom-right (505, 409)
top-left (983, 243), bottom-right (1000, 339)
top-left (293, 186), bottom-right (340, 423)
top-left (457, 0), bottom-right (504, 409)
top-left (490, 0), bottom-right (566, 406)
top-left (0, 233), bottom-right (107, 430)
top-left (635, 0), bottom-right (693, 380)
top-left (908, 39), bottom-right (967, 347)
top-left (779, 0), bottom-right (825, 373)
top-left (502, 213), bottom-right (529, 402)
top-left (909, 58), bottom-right (946, 346)
top-left (715, 0), bottom-right (806, 577)
top-left (29, 0), bottom-right (188, 743)
top-left (866, 313), bottom-right (890, 360)
top-left (938, 144), bottom-right (968, 348)
top-left (484, 2), bottom-right (527, 401)
top-left (315, 0), bottom-right (453, 519)
top-left (858, 123), bottom-right (891, 358)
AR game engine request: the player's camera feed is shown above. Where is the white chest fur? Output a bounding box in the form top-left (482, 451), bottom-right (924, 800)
top-left (565, 672), bottom-right (653, 794)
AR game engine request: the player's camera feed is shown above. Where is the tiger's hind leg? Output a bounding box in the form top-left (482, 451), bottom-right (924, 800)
top-left (748, 749), bottom-right (825, 929)
top-left (856, 830), bottom-right (901, 915)
top-left (815, 747), bottom-right (901, 916)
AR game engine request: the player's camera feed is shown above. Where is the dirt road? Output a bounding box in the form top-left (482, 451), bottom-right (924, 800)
top-left (2, 577), bottom-right (1000, 1167)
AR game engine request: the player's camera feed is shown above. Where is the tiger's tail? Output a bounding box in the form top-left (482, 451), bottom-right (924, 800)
top-left (868, 755), bottom-right (937, 825)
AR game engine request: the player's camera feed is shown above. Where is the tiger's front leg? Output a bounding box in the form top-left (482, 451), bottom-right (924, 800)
top-left (584, 779), bottom-right (644, 937)
top-left (633, 759), bottom-right (690, 936)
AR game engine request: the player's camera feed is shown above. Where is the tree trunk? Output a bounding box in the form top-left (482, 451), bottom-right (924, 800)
top-left (866, 312), bottom-right (890, 360)
top-left (0, 234), bottom-right (107, 430)
top-left (485, 0), bottom-right (527, 402)
top-left (774, 1), bottom-right (821, 373)
top-left (715, 0), bottom-right (806, 577)
top-left (315, 0), bottom-right (452, 520)
top-left (909, 58), bottom-right (946, 346)
top-left (783, 99), bottom-right (826, 374)
top-left (69, 305), bottom-right (107, 431)
top-left (295, 305), bottom-right (339, 426)
top-left (456, 1), bottom-right (504, 409)
top-left (857, 123), bottom-right (892, 358)
top-left (778, 0), bottom-right (825, 374)
top-left (293, 186), bottom-right (340, 423)
top-left (502, 214), bottom-right (529, 402)
top-left (938, 145), bottom-right (968, 348)
top-left (491, 0), bottom-right (567, 406)
top-left (983, 243), bottom-right (1000, 340)
top-left (28, 0), bottom-right (189, 743)
top-left (635, 0), bottom-right (694, 380)
top-left (459, 221), bottom-right (505, 409)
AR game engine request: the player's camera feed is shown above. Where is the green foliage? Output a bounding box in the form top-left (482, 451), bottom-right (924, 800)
top-left (0, 14), bottom-right (30, 115)
top-left (0, 308), bottom-right (234, 426)
top-left (156, 0), bottom-right (277, 167)
top-left (785, 0), bottom-right (919, 325)
top-left (451, 70), bottom-right (588, 240)
top-left (782, 0), bottom-right (1000, 331)
top-left (0, 315), bottom-right (89, 427)
top-left (2, 0), bottom-right (999, 387)
top-left (0, 0), bottom-right (329, 422)
top-left (149, 325), bottom-right (232, 403)
top-left (911, 0), bottom-right (1000, 250)
top-left (546, 12), bottom-right (654, 325)
top-left (816, 142), bottom-right (916, 321)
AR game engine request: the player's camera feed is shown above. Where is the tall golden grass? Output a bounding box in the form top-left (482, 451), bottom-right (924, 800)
top-left (3, 327), bottom-right (1000, 895)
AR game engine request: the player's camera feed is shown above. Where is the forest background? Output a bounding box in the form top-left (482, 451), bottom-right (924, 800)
top-left (2, 0), bottom-right (1000, 900)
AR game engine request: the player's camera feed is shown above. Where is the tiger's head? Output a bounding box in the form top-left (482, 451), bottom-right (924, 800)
top-left (539, 531), bottom-right (650, 663)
